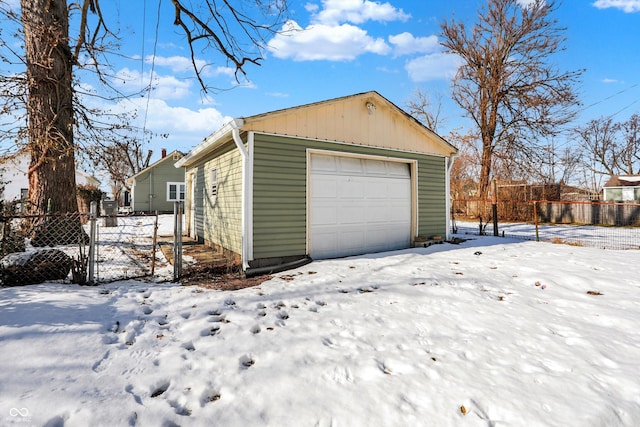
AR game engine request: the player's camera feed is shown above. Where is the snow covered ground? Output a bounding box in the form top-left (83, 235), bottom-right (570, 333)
top-left (456, 220), bottom-right (640, 250)
top-left (1, 234), bottom-right (639, 426)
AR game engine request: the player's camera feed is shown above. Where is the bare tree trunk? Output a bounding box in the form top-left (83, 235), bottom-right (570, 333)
top-left (478, 140), bottom-right (493, 199)
top-left (21, 0), bottom-right (77, 215)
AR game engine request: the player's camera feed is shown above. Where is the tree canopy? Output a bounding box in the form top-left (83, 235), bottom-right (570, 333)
top-left (441, 0), bottom-right (582, 198)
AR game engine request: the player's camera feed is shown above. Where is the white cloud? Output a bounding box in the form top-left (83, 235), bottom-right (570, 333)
top-left (268, 20), bottom-right (390, 61)
top-left (311, 0), bottom-right (410, 26)
top-left (305, 3), bottom-right (320, 13)
top-left (516, 0), bottom-right (542, 8)
top-left (602, 78), bottom-right (620, 83)
top-left (146, 56), bottom-right (235, 78)
top-left (389, 32), bottom-right (438, 57)
top-left (267, 1), bottom-right (412, 61)
top-left (147, 56), bottom-right (204, 73)
top-left (405, 52), bottom-right (463, 82)
top-left (593, 0), bottom-right (640, 12)
top-left (113, 68), bottom-right (193, 100)
top-left (135, 98), bottom-right (230, 134)
top-left (110, 97), bottom-right (232, 152)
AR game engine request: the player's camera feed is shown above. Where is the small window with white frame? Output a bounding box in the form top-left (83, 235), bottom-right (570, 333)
top-left (167, 182), bottom-right (185, 201)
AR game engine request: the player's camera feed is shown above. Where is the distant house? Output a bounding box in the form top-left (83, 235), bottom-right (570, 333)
top-left (176, 91), bottom-right (458, 274)
top-left (0, 151), bottom-right (100, 203)
top-left (127, 149), bottom-right (185, 213)
top-left (602, 175), bottom-right (640, 201)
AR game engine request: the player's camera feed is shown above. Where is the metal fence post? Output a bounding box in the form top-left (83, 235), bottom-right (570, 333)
top-left (492, 179), bottom-right (499, 237)
top-left (173, 201), bottom-right (183, 281)
top-left (533, 201), bottom-right (540, 242)
top-left (88, 201), bottom-right (97, 284)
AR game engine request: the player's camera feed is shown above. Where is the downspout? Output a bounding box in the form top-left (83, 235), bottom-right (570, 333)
top-left (230, 119), bottom-right (251, 270)
top-left (445, 153), bottom-right (458, 241)
top-left (148, 169), bottom-right (153, 213)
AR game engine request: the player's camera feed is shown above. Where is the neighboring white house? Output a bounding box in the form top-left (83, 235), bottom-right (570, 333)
top-left (0, 152), bottom-right (100, 202)
top-left (602, 175), bottom-right (640, 201)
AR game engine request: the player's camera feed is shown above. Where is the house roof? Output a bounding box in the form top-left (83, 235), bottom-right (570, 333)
top-left (127, 150), bottom-right (184, 184)
top-left (176, 91), bottom-right (457, 168)
top-left (603, 175), bottom-right (640, 187)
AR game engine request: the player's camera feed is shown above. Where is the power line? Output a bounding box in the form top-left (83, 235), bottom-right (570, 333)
top-left (141, 0), bottom-right (162, 148)
top-left (577, 82), bottom-right (640, 116)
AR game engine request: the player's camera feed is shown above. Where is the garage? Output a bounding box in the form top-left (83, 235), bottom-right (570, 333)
top-left (309, 153), bottom-right (412, 259)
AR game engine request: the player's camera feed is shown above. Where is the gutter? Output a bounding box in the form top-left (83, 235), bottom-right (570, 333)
top-left (445, 152), bottom-right (458, 241)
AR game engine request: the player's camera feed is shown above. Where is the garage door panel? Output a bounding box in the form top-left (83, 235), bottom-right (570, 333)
top-left (311, 154), bottom-right (338, 172)
top-left (339, 157), bottom-right (365, 174)
top-left (311, 176), bottom-right (338, 198)
top-left (310, 154), bottom-right (411, 259)
top-left (312, 205), bottom-right (338, 226)
top-left (340, 179), bottom-right (365, 198)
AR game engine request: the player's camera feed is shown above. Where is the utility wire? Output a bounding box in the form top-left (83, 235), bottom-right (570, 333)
top-left (141, 0), bottom-right (162, 148)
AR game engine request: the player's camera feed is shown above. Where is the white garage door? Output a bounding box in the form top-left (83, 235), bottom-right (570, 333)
top-left (309, 154), bottom-right (412, 259)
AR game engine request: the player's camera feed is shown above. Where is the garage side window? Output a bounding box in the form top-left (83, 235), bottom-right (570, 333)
top-left (167, 182), bottom-right (185, 201)
top-left (210, 168), bottom-right (218, 200)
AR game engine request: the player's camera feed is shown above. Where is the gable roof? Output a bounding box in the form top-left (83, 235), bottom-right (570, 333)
top-left (177, 91), bottom-right (457, 168)
top-left (127, 150), bottom-right (184, 184)
top-left (603, 175), bottom-right (640, 187)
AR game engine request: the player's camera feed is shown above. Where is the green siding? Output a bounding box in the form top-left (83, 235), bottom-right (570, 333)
top-left (132, 158), bottom-right (185, 212)
top-left (252, 133), bottom-right (447, 260)
top-left (191, 141), bottom-right (243, 254)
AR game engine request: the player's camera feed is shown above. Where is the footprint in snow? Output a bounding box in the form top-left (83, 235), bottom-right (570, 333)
top-left (224, 298), bottom-right (236, 306)
top-left (250, 325), bottom-right (261, 334)
top-left (150, 381), bottom-right (170, 398)
top-left (169, 399), bottom-right (192, 416)
top-left (209, 315), bottom-right (229, 323)
top-left (110, 320), bottom-right (120, 333)
top-left (180, 311), bottom-right (191, 319)
top-left (200, 388), bottom-right (221, 406)
top-left (125, 384), bottom-right (142, 405)
top-left (142, 306), bottom-right (153, 315)
top-left (239, 354), bottom-right (255, 369)
top-left (276, 310), bottom-right (289, 320)
top-left (92, 350), bottom-right (111, 373)
top-left (321, 337), bottom-right (336, 348)
top-left (257, 310), bottom-right (267, 318)
top-left (201, 326), bottom-right (221, 336)
top-left (181, 341), bottom-right (196, 352)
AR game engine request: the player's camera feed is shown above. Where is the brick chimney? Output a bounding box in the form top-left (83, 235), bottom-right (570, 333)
top-left (162, 148), bottom-right (167, 158)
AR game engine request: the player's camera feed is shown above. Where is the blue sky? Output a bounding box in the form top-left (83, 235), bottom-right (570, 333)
top-left (4, 0), bottom-right (640, 162)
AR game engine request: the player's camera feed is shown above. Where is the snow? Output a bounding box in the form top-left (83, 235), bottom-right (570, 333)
top-left (456, 220), bottom-right (640, 250)
top-left (1, 220), bottom-right (640, 426)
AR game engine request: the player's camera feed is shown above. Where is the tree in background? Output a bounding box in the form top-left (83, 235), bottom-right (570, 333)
top-left (2, 0), bottom-right (287, 227)
top-left (576, 114), bottom-right (640, 191)
top-left (405, 88), bottom-right (445, 133)
top-left (92, 137), bottom-right (154, 204)
top-left (440, 0), bottom-right (582, 199)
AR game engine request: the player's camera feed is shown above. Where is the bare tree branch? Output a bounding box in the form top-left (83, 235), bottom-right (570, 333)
top-left (441, 0), bottom-right (583, 198)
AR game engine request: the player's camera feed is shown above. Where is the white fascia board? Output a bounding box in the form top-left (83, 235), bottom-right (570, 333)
top-left (175, 118), bottom-right (244, 168)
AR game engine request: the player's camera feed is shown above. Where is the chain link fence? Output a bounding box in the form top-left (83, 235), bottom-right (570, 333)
top-left (0, 202), bottom-right (169, 286)
top-left (452, 199), bottom-right (640, 250)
